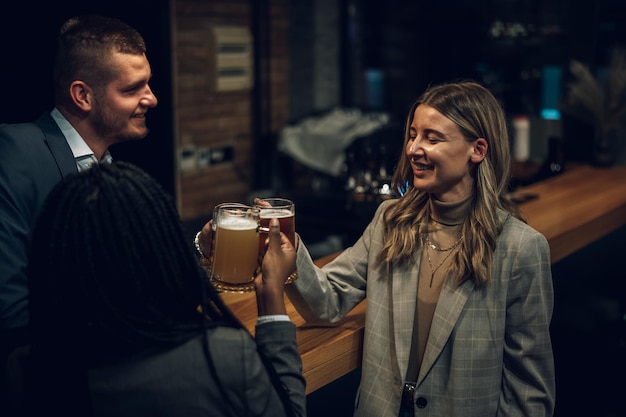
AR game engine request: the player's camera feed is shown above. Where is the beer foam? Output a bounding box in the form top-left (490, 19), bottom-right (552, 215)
top-left (218, 216), bottom-right (257, 230)
top-left (259, 208), bottom-right (293, 218)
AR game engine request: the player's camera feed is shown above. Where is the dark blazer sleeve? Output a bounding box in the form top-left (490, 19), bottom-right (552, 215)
top-left (254, 321), bottom-right (306, 417)
top-left (0, 115), bottom-right (75, 333)
top-left (210, 323), bottom-right (306, 417)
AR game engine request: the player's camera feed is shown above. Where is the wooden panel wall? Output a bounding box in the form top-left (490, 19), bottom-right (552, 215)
top-left (171, 0), bottom-right (289, 221)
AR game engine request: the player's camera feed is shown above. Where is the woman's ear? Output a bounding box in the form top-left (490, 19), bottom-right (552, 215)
top-left (470, 138), bottom-right (488, 163)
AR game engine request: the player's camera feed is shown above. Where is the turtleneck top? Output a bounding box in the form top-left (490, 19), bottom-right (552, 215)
top-left (406, 194), bottom-right (470, 382)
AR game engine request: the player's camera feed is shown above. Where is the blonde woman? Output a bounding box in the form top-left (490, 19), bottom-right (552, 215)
top-left (281, 80), bottom-right (555, 416)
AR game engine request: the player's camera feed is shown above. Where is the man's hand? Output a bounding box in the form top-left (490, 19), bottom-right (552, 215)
top-left (197, 220), bottom-right (214, 264)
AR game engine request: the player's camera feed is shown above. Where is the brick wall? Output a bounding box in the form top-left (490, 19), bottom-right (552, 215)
top-left (172, 0), bottom-right (289, 220)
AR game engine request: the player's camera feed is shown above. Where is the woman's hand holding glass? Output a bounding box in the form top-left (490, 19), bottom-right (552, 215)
top-left (254, 218), bottom-right (297, 316)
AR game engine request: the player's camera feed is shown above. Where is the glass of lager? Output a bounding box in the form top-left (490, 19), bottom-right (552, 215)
top-left (210, 203), bottom-right (261, 292)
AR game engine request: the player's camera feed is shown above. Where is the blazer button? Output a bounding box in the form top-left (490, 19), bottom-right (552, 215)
top-left (415, 397), bottom-right (427, 409)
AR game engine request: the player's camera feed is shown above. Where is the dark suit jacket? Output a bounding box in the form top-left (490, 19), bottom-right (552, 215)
top-left (88, 322), bottom-right (307, 417)
top-left (0, 112), bottom-right (77, 335)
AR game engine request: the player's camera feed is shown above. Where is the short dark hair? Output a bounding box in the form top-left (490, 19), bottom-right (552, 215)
top-left (53, 15), bottom-right (147, 105)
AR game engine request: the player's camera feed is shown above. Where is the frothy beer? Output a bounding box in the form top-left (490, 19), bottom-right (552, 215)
top-left (212, 215), bottom-right (259, 284)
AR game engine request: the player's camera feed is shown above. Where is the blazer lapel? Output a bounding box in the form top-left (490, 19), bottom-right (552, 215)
top-left (417, 277), bottom-right (475, 385)
top-left (35, 113), bottom-right (78, 177)
top-left (391, 254), bottom-right (421, 380)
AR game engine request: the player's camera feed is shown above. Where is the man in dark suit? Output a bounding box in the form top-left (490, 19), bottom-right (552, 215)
top-left (0, 14), bottom-right (158, 407)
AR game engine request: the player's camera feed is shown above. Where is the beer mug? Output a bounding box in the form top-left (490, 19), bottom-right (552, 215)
top-left (254, 197), bottom-right (296, 256)
top-left (254, 197), bottom-right (298, 285)
top-left (210, 203), bottom-right (261, 292)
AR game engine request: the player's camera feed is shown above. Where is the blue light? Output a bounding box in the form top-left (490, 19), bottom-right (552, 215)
top-left (542, 66), bottom-right (562, 120)
top-left (541, 109), bottom-right (561, 120)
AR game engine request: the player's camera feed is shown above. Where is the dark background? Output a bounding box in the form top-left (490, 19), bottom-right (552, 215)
top-left (1, 1), bottom-right (625, 416)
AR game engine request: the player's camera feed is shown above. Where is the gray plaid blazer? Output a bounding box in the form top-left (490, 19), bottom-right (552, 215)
top-left (287, 199), bottom-right (555, 417)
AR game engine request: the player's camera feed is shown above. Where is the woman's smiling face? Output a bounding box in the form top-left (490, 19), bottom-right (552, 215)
top-left (406, 104), bottom-right (485, 202)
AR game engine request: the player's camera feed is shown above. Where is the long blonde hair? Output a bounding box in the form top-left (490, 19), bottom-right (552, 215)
top-left (377, 81), bottom-right (523, 286)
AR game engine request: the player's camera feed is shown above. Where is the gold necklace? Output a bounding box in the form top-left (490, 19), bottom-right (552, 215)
top-left (424, 235), bottom-right (463, 287)
top-left (425, 234), bottom-right (464, 252)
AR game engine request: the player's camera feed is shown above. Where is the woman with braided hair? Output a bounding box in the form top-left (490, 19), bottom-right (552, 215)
top-left (22, 161), bottom-right (305, 417)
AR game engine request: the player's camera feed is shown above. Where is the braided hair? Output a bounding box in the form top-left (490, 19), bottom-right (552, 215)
top-left (26, 161), bottom-right (295, 416)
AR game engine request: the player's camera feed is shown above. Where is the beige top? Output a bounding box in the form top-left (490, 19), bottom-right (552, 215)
top-left (408, 195), bottom-right (469, 380)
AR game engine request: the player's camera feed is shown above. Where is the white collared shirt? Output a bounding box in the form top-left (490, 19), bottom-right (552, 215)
top-left (50, 108), bottom-right (112, 171)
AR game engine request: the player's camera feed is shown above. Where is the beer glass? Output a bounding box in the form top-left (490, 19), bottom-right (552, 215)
top-left (210, 203), bottom-right (260, 292)
top-left (254, 198), bottom-right (296, 256)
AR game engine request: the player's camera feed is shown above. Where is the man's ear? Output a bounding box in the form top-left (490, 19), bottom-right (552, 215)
top-left (69, 81), bottom-right (93, 111)
top-left (470, 138), bottom-right (488, 163)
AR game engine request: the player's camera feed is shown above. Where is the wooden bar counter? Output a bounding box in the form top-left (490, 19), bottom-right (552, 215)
top-left (221, 164), bottom-right (626, 394)
top-left (512, 164), bottom-right (626, 263)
